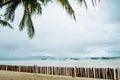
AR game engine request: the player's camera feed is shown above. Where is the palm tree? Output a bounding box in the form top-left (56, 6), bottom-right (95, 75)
top-left (0, 0), bottom-right (99, 38)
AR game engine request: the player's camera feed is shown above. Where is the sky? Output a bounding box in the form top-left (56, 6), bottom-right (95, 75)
top-left (0, 0), bottom-right (120, 58)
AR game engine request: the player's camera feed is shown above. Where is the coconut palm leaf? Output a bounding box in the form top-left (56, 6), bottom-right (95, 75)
top-left (19, 8), bottom-right (28, 31)
top-left (0, 0), bottom-right (3, 4)
top-left (22, 0), bottom-right (42, 15)
top-left (0, 19), bottom-right (13, 29)
top-left (57, 0), bottom-right (76, 20)
top-left (26, 11), bottom-right (35, 38)
top-left (40, 0), bottom-right (52, 5)
top-left (19, 8), bottom-right (35, 38)
top-left (4, 0), bottom-right (21, 22)
top-left (19, 0), bottom-right (42, 38)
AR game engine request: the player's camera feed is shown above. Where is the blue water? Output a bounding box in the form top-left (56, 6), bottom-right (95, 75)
top-left (0, 57), bottom-right (120, 68)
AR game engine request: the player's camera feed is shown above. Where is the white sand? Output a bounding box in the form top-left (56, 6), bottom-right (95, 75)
top-left (0, 71), bottom-right (109, 80)
top-left (1, 60), bottom-right (120, 68)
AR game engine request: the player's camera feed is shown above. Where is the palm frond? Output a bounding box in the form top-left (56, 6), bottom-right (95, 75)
top-left (77, 0), bottom-right (99, 7)
top-left (0, 19), bottom-right (13, 29)
top-left (35, 2), bottom-right (42, 14)
top-left (40, 0), bottom-right (52, 5)
top-left (57, 0), bottom-right (76, 20)
top-left (22, 0), bottom-right (42, 15)
top-left (0, 0), bottom-right (3, 3)
top-left (4, 0), bottom-right (21, 22)
top-left (19, 8), bottom-right (27, 31)
top-left (29, 1), bottom-right (42, 15)
top-left (19, 7), bottom-right (35, 39)
top-left (76, 0), bottom-right (87, 8)
top-left (26, 11), bottom-right (35, 39)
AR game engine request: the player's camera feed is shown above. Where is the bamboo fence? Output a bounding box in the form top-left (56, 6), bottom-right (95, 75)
top-left (0, 65), bottom-right (119, 80)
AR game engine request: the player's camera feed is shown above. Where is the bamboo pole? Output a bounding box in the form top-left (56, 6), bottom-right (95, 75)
top-left (35, 65), bottom-right (38, 74)
top-left (111, 68), bottom-right (114, 80)
top-left (5, 65), bottom-right (7, 70)
top-left (113, 68), bottom-right (116, 80)
top-left (116, 68), bottom-right (118, 80)
top-left (93, 68), bottom-right (95, 78)
top-left (0, 65), bottom-right (119, 80)
top-left (117, 68), bottom-right (120, 80)
top-left (102, 68), bottom-right (105, 79)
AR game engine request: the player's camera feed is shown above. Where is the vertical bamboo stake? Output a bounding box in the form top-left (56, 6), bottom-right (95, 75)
top-left (27, 66), bottom-right (29, 72)
top-left (54, 67), bottom-right (56, 75)
top-left (114, 68), bottom-right (116, 80)
top-left (63, 67), bottom-right (65, 76)
top-left (83, 68), bottom-right (85, 77)
top-left (102, 68), bottom-right (105, 79)
top-left (40, 66), bottom-right (41, 74)
top-left (108, 68), bottom-right (110, 79)
top-left (98, 68), bottom-right (100, 78)
top-left (95, 68), bottom-right (98, 78)
top-left (117, 68), bottom-right (120, 80)
top-left (19, 66), bottom-right (21, 72)
top-left (105, 68), bottom-right (107, 79)
top-left (90, 68), bottom-right (92, 78)
top-left (52, 66), bottom-right (53, 75)
top-left (86, 68), bottom-right (88, 78)
top-left (78, 67), bottom-right (80, 77)
top-left (111, 68), bottom-right (114, 80)
top-left (85, 68), bottom-right (87, 77)
top-left (5, 65), bottom-right (7, 71)
top-left (35, 65), bottom-right (38, 74)
top-left (110, 68), bottom-right (112, 79)
top-left (92, 68), bottom-right (94, 78)
top-left (56, 67), bottom-right (57, 75)
top-left (93, 68), bottom-right (95, 78)
top-left (116, 68), bottom-right (118, 80)
top-left (69, 67), bottom-right (71, 76)
top-left (48, 67), bottom-right (50, 75)
top-left (76, 67), bottom-right (78, 77)
top-left (33, 65), bottom-right (35, 73)
top-left (46, 66), bottom-right (48, 74)
top-left (74, 67), bottom-right (77, 77)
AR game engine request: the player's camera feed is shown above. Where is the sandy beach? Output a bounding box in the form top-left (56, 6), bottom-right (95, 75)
top-left (0, 71), bottom-right (109, 80)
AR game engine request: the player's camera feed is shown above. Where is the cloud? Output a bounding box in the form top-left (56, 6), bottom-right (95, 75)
top-left (0, 0), bottom-right (120, 58)
top-left (94, 0), bottom-right (120, 23)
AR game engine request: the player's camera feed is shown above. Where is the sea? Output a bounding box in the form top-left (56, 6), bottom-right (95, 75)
top-left (0, 56), bottom-right (120, 68)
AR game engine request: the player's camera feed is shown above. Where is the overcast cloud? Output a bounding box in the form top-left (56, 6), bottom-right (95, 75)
top-left (0, 0), bottom-right (120, 58)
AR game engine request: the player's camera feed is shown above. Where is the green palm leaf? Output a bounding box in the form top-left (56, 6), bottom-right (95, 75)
top-left (57, 0), bottom-right (76, 20)
top-left (19, 8), bottom-right (28, 31)
top-left (40, 0), bottom-right (52, 5)
top-left (26, 11), bottom-right (35, 39)
top-left (19, 0), bottom-right (39, 38)
top-left (19, 8), bottom-right (35, 38)
top-left (4, 0), bottom-right (21, 22)
top-left (0, 19), bottom-right (13, 29)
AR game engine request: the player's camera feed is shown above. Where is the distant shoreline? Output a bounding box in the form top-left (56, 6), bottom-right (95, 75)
top-left (0, 56), bottom-right (120, 61)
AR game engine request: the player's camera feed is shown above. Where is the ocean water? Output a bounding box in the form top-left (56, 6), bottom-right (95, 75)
top-left (0, 56), bottom-right (120, 68)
